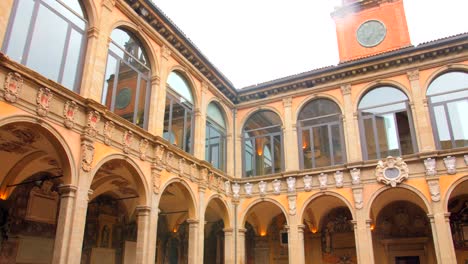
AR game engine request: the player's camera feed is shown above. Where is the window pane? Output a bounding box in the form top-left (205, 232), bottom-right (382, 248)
top-left (273, 135), bottom-right (282, 173)
top-left (4, 0), bottom-right (35, 62)
top-left (331, 124), bottom-right (344, 164)
top-left (359, 87), bottom-right (408, 109)
top-left (185, 111), bottom-right (192, 153)
top-left (113, 62), bottom-right (138, 124)
top-left (27, 5), bottom-right (68, 82)
top-left (167, 72), bottom-right (193, 103)
top-left (301, 129), bottom-right (312, 169)
top-left (430, 90), bottom-right (468, 104)
top-left (207, 103), bottom-right (226, 129)
top-left (427, 71), bottom-right (468, 95)
top-left (396, 111), bottom-right (414, 155)
top-left (43, 0), bottom-right (85, 29)
top-left (376, 113), bottom-right (400, 157)
top-left (169, 103), bottom-right (185, 149)
top-left (260, 137), bottom-right (272, 175)
top-left (361, 102), bottom-right (406, 115)
top-left (136, 77), bottom-right (148, 128)
top-left (245, 139), bottom-right (254, 177)
top-left (313, 126), bottom-right (331, 167)
top-left (447, 100), bottom-right (468, 148)
top-left (433, 105), bottom-right (452, 149)
top-left (62, 29), bottom-right (83, 89)
top-left (363, 118), bottom-right (377, 160)
top-left (102, 56), bottom-right (118, 106)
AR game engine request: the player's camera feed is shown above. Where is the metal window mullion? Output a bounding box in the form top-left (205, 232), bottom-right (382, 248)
top-left (190, 109), bottom-right (195, 154)
top-left (182, 108), bottom-right (188, 152)
top-left (270, 135), bottom-right (275, 174)
top-left (132, 73), bottom-right (142, 125)
top-left (21, 0), bottom-right (41, 65)
top-left (310, 127), bottom-right (316, 168)
top-left (252, 138), bottom-right (257, 176)
top-left (405, 102), bottom-right (418, 154)
top-left (359, 99), bottom-right (408, 111)
top-left (428, 87), bottom-right (468, 98)
top-left (57, 24), bottom-right (72, 84)
top-left (392, 112), bottom-right (403, 157)
top-left (280, 132), bottom-right (284, 173)
top-left (143, 76), bottom-right (151, 129)
top-left (339, 120), bottom-right (346, 164)
top-left (298, 128), bottom-right (304, 169)
top-left (72, 27), bottom-right (87, 93)
top-left (328, 124), bottom-right (335, 165)
top-left (168, 98), bottom-right (174, 142)
top-left (372, 115), bottom-right (381, 160)
top-left (39, 0), bottom-right (86, 25)
top-left (443, 103), bottom-right (457, 148)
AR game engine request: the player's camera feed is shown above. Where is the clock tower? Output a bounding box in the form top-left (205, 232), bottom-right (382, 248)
top-left (331, 0), bottom-right (411, 62)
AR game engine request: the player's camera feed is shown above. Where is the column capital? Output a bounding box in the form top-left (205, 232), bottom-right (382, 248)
top-left (238, 228), bottom-right (247, 233)
top-left (87, 189), bottom-right (94, 201)
top-left (57, 184), bottom-right (78, 198)
top-left (87, 27), bottom-right (100, 39)
top-left (136, 205), bottom-right (152, 216)
top-left (282, 97), bottom-right (292, 108)
top-left (151, 75), bottom-right (161, 86)
top-left (340, 84), bottom-right (351, 95)
top-left (187, 219), bottom-right (199, 225)
top-left (407, 69), bottom-right (420, 81)
top-left (223, 228), bottom-right (234, 234)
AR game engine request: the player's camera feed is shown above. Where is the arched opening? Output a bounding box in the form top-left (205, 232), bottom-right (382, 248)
top-left (101, 27), bottom-right (151, 128)
top-left (447, 179), bottom-right (468, 262)
top-left (81, 158), bottom-right (146, 264)
top-left (206, 102), bottom-right (227, 172)
top-left (242, 110), bottom-right (283, 177)
top-left (370, 188), bottom-right (437, 264)
top-left (358, 86), bottom-right (417, 160)
top-left (302, 195), bottom-right (356, 263)
top-left (243, 201), bottom-right (288, 263)
top-left (1, 0), bottom-right (88, 92)
top-left (204, 198), bottom-right (229, 264)
top-left (297, 98), bottom-right (346, 169)
top-left (156, 182), bottom-right (196, 264)
top-left (426, 71), bottom-right (468, 150)
top-left (0, 122), bottom-right (72, 263)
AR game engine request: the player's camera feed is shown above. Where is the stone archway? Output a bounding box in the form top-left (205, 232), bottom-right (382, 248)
top-left (156, 181), bottom-right (197, 264)
top-left (370, 188), bottom-right (437, 264)
top-left (0, 122), bottom-right (73, 264)
top-left (243, 201), bottom-right (289, 264)
top-left (203, 197), bottom-right (230, 264)
top-left (446, 178), bottom-right (468, 263)
top-left (81, 158), bottom-right (147, 264)
top-left (302, 195), bottom-right (356, 264)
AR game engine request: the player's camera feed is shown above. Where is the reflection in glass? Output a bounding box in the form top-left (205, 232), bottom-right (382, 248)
top-left (297, 99), bottom-right (345, 168)
top-left (206, 103), bottom-right (226, 171)
top-left (427, 71), bottom-right (468, 149)
top-left (102, 28), bottom-right (150, 129)
top-left (243, 110), bottom-right (283, 177)
top-left (359, 87), bottom-right (416, 159)
top-left (2, 0), bottom-right (86, 91)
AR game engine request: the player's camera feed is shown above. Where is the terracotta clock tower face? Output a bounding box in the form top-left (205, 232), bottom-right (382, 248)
top-left (331, 0), bottom-right (411, 62)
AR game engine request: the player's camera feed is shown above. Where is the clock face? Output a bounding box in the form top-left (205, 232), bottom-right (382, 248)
top-left (356, 20), bottom-right (387, 47)
top-left (116, 88), bottom-right (132, 109)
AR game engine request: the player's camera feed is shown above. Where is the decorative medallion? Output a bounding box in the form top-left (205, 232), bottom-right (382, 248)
top-left (81, 141), bottom-right (94, 172)
top-left (334, 171), bottom-right (344, 188)
top-left (36, 88), bottom-right (53, 117)
top-left (288, 194), bottom-right (297, 216)
top-left (244, 183), bottom-right (253, 197)
top-left (85, 111), bottom-right (100, 138)
top-left (115, 88), bottom-right (132, 109)
top-left (286, 177), bottom-right (296, 193)
top-left (350, 168), bottom-right (361, 185)
top-left (303, 175), bottom-right (312, 192)
top-left (427, 180), bottom-right (440, 202)
top-left (352, 187), bottom-right (364, 210)
top-left (139, 139), bottom-right (149, 161)
top-left (122, 131), bottom-right (133, 154)
top-left (443, 156), bottom-right (456, 174)
top-left (423, 158), bottom-right (437, 177)
top-left (63, 100), bottom-right (78, 129)
top-left (272, 179), bottom-right (281, 195)
top-left (232, 183), bottom-right (240, 199)
top-left (103, 121), bottom-right (115, 146)
top-left (258, 181), bottom-right (267, 196)
top-left (319, 173), bottom-right (328, 190)
top-left (375, 156), bottom-right (409, 187)
top-left (155, 144), bottom-right (165, 165)
top-left (356, 20), bottom-right (387, 47)
top-left (3, 72), bottom-right (23, 103)
top-left (224, 181), bottom-right (231, 195)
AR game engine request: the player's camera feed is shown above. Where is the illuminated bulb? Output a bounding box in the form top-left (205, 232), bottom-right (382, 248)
top-left (370, 224), bottom-right (375, 231)
top-left (173, 228), bottom-right (177, 233)
top-left (260, 231), bottom-right (267, 237)
top-left (311, 227), bottom-right (318, 234)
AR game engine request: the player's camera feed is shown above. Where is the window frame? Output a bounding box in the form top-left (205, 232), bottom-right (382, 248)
top-left (206, 116), bottom-right (227, 172)
top-left (2, 0), bottom-right (87, 92)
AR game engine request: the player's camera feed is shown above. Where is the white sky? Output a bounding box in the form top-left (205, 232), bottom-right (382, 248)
top-left (152, 0), bottom-right (468, 88)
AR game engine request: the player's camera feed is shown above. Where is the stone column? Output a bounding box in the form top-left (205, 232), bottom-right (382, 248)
top-left (147, 76), bottom-right (161, 135)
top-left (352, 211), bottom-right (375, 264)
top-left (52, 184), bottom-right (78, 264)
top-left (297, 224), bottom-right (306, 264)
top-left (428, 211), bottom-right (457, 263)
top-left (282, 97), bottom-right (299, 171)
top-left (187, 219), bottom-right (199, 264)
top-left (237, 228), bottom-right (246, 264)
top-left (135, 206), bottom-right (151, 264)
top-left (197, 186), bottom-right (206, 264)
top-left (407, 70), bottom-right (436, 151)
top-left (341, 84), bottom-right (362, 162)
top-left (224, 228), bottom-right (234, 264)
top-left (287, 214), bottom-right (304, 264)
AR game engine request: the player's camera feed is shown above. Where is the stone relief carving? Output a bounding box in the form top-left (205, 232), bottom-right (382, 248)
top-left (424, 158), bottom-right (437, 176)
top-left (350, 168), bottom-right (361, 185)
top-left (303, 175), bottom-right (312, 192)
top-left (103, 121), bottom-right (114, 146)
top-left (319, 173), bottom-right (328, 190)
top-left (151, 163), bottom-right (161, 194)
top-left (36, 87), bottom-right (53, 117)
top-left (200, 168), bottom-right (208, 182)
top-left (155, 145), bottom-right (165, 165)
top-left (427, 180), bottom-right (440, 202)
top-left (224, 181), bottom-right (231, 195)
top-left (340, 84), bottom-right (351, 95)
top-left (443, 156), bottom-right (456, 174)
top-left (63, 100), bottom-right (78, 129)
top-left (122, 131), bottom-right (133, 154)
top-left (85, 111), bottom-right (100, 138)
top-left (166, 152), bottom-right (174, 172)
top-left (139, 139), bottom-right (149, 161)
top-left (352, 187), bottom-right (363, 209)
top-left (334, 171), bottom-right (344, 188)
top-left (3, 72), bottom-right (23, 103)
top-left (272, 179), bottom-right (281, 195)
top-left (287, 177), bottom-right (296, 193)
top-left (258, 181), bottom-right (267, 196)
top-left (81, 141), bottom-right (94, 172)
top-left (190, 163), bottom-right (197, 181)
top-left (232, 183), bottom-right (240, 199)
top-left (375, 156), bottom-right (409, 187)
top-left (288, 195), bottom-right (297, 216)
top-left (178, 158), bottom-right (185, 176)
top-left (244, 183), bottom-right (253, 197)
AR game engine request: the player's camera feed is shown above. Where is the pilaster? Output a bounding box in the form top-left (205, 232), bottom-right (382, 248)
top-left (187, 219), bottom-right (199, 264)
top-left (237, 228), bottom-right (246, 264)
top-left (147, 76), bottom-right (161, 135)
top-left (282, 97), bottom-right (299, 171)
top-left (224, 228), bottom-right (234, 264)
top-left (135, 205), bottom-right (152, 264)
top-left (352, 210), bottom-right (375, 264)
top-left (197, 186), bottom-right (206, 264)
top-left (341, 84), bottom-right (362, 161)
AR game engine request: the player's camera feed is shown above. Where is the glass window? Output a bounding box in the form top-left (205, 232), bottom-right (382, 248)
top-left (427, 71), bottom-right (468, 149)
top-left (243, 110), bottom-right (283, 177)
top-left (101, 28), bottom-right (151, 129)
top-left (164, 72), bottom-right (194, 153)
top-left (206, 102), bottom-right (227, 171)
top-left (298, 99), bottom-right (345, 169)
top-left (358, 87), bottom-right (417, 160)
top-left (2, 0), bottom-right (86, 92)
